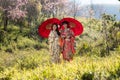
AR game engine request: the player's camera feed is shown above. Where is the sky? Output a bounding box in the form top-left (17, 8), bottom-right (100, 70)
top-left (76, 0), bottom-right (120, 5)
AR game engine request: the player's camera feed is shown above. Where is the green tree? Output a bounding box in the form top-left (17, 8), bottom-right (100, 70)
top-left (26, 0), bottom-right (41, 27)
top-left (101, 13), bottom-right (119, 56)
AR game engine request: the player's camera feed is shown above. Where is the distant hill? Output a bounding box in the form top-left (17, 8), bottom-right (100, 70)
top-left (77, 4), bottom-right (120, 20)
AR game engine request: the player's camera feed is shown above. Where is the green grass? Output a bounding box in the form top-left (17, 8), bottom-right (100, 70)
top-left (0, 49), bottom-right (120, 80)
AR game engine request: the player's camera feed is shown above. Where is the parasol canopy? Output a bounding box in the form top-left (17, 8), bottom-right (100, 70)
top-left (60, 17), bottom-right (83, 36)
top-left (38, 18), bottom-right (60, 38)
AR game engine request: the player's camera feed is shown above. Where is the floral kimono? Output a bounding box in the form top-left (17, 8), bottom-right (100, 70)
top-left (48, 30), bottom-right (60, 63)
top-left (61, 28), bottom-right (75, 61)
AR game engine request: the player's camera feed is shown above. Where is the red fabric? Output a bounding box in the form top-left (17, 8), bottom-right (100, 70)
top-left (59, 37), bottom-right (64, 49)
top-left (38, 18), bottom-right (60, 38)
top-left (60, 17), bottom-right (83, 36)
top-left (61, 29), bottom-right (75, 61)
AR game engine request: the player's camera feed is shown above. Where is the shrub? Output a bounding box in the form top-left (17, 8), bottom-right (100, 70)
top-left (77, 43), bottom-right (92, 56)
top-left (0, 66), bottom-right (4, 72)
top-left (116, 65), bottom-right (120, 78)
top-left (17, 56), bottom-right (39, 70)
top-left (5, 46), bottom-right (13, 53)
top-left (17, 37), bottom-right (36, 50)
top-left (33, 44), bottom-right (42, 50)
top-left (81, 72), bottom-right (94, 80)
top-left (0, 30), bottom-right (7, 43)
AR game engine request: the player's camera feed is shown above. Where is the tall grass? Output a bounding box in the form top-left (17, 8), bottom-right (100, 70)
top-left (0, 49), bottom-right (120, 80)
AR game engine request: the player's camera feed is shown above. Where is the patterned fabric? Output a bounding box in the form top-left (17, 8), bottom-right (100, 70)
top-left (61, 28), bottom-right (75, 61)
top-left (48, 31), bottom-right (60, 63)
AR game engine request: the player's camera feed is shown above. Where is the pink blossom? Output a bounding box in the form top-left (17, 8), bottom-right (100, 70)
top-left (0, 0), bottom-right (28, 20)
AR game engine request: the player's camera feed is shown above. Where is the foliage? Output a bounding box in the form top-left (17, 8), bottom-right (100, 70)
top-left (100, 13), bottom-right (120, 56)
top-left (0, 49), bottom-right (120, 80)
top-left (26, 0), bottom-right (41, 27)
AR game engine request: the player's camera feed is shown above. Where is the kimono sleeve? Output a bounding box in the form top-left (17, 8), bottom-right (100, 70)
top-left (70, 30), bottom-right (75, 38)
top-left (70, 30), bottom-right (76, 53)
top-left (48, 31), bottom-right (54, 43)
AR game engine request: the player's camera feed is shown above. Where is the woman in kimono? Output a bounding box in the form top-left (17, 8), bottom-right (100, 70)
top-left (48, 23), bottom-right (61, 63)
top-left (60, 21), bottom-right (75, 62)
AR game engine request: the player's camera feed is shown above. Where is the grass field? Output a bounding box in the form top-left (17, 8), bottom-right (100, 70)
top-left (0, 48), bottom-right (120, 80)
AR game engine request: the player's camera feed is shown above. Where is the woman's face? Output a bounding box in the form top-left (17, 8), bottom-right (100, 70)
top-left (53, 25), bottom-right (57, 31)
top-left (63, 24), bottom-right (68, 29)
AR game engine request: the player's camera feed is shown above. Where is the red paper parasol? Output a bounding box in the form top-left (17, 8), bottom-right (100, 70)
top-left (38, 18), bottom-right (60, 38)
top-left (60, 17), bottom-right (83, 36)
